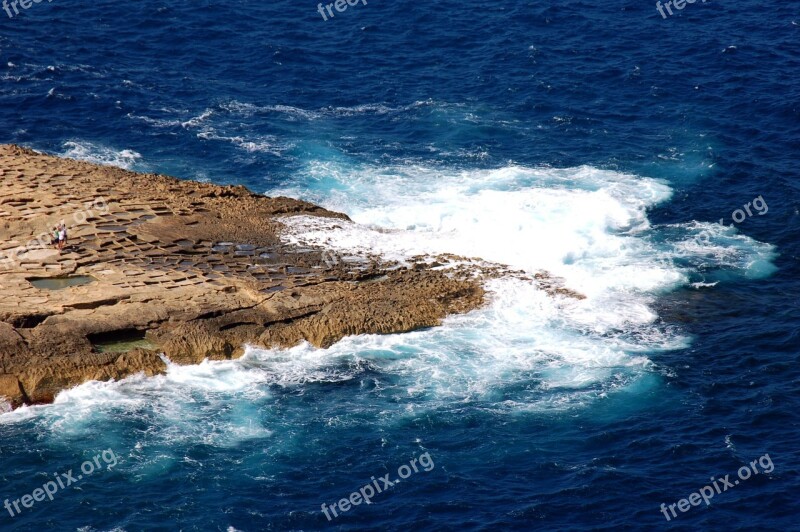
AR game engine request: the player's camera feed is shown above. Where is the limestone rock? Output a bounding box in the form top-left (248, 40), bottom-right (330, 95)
top-left (0, 145), bottom-right (486, 408)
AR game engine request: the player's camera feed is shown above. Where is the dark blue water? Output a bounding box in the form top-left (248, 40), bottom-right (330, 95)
top-left (1, 1), bottom-right (799, 530)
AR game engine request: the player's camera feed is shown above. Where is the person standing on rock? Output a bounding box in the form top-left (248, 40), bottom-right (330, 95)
top-left (50, 226), bottom-right (60, 248)
top-left (58, 223), bottom-right (67, 251)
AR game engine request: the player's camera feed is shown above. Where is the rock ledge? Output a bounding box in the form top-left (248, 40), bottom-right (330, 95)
top-left (0, 145), bottom-right (484, 408)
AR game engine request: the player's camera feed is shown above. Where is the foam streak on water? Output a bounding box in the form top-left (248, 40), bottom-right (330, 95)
top-left (59, 140), bottom-right (143, 170)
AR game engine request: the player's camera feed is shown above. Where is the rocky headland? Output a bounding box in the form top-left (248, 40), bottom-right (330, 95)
top-left (0, 145), bottom-right (491, 409)
top-left (0, 145), bottom-right (582, 410)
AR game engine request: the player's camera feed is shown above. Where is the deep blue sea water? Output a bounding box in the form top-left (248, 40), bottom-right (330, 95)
top-left (1, 1), bottom-right (799, 530)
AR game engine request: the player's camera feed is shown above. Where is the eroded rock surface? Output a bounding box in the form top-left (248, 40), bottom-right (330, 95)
top-left (0, 145), bottom-right (484, 408)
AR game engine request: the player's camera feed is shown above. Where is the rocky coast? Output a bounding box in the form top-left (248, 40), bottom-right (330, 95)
top-left (0, 145), bottom-right (488, 409)
top-left (0, 145), bottom-right (587, 411)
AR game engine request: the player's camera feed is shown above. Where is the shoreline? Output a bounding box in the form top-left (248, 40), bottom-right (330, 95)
top-left (0, 145), bottom-right (486, 409)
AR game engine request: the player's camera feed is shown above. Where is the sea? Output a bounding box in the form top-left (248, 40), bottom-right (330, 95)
top-left (0, 1), bottom-right (798, 530)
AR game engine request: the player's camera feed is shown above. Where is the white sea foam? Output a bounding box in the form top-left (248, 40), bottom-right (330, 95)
top-left (195, 131), bottom-right (294, 156)
top-left (126, 112), bottom-right (183, 128)
top-left (276, 163), bottom-right (679, 326)
top-left (1, 160), bottom-right (776, 427)
top-left (60, 140), bottom-right (143, 170)
top-left (270, 161), bottom-right (775, 403)
top-left (180, 109), bottom-right (214, 129)
top-left (216, 99), bottom-right (470, 121)
top-left (0, 358), bottom-right (274, 447)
